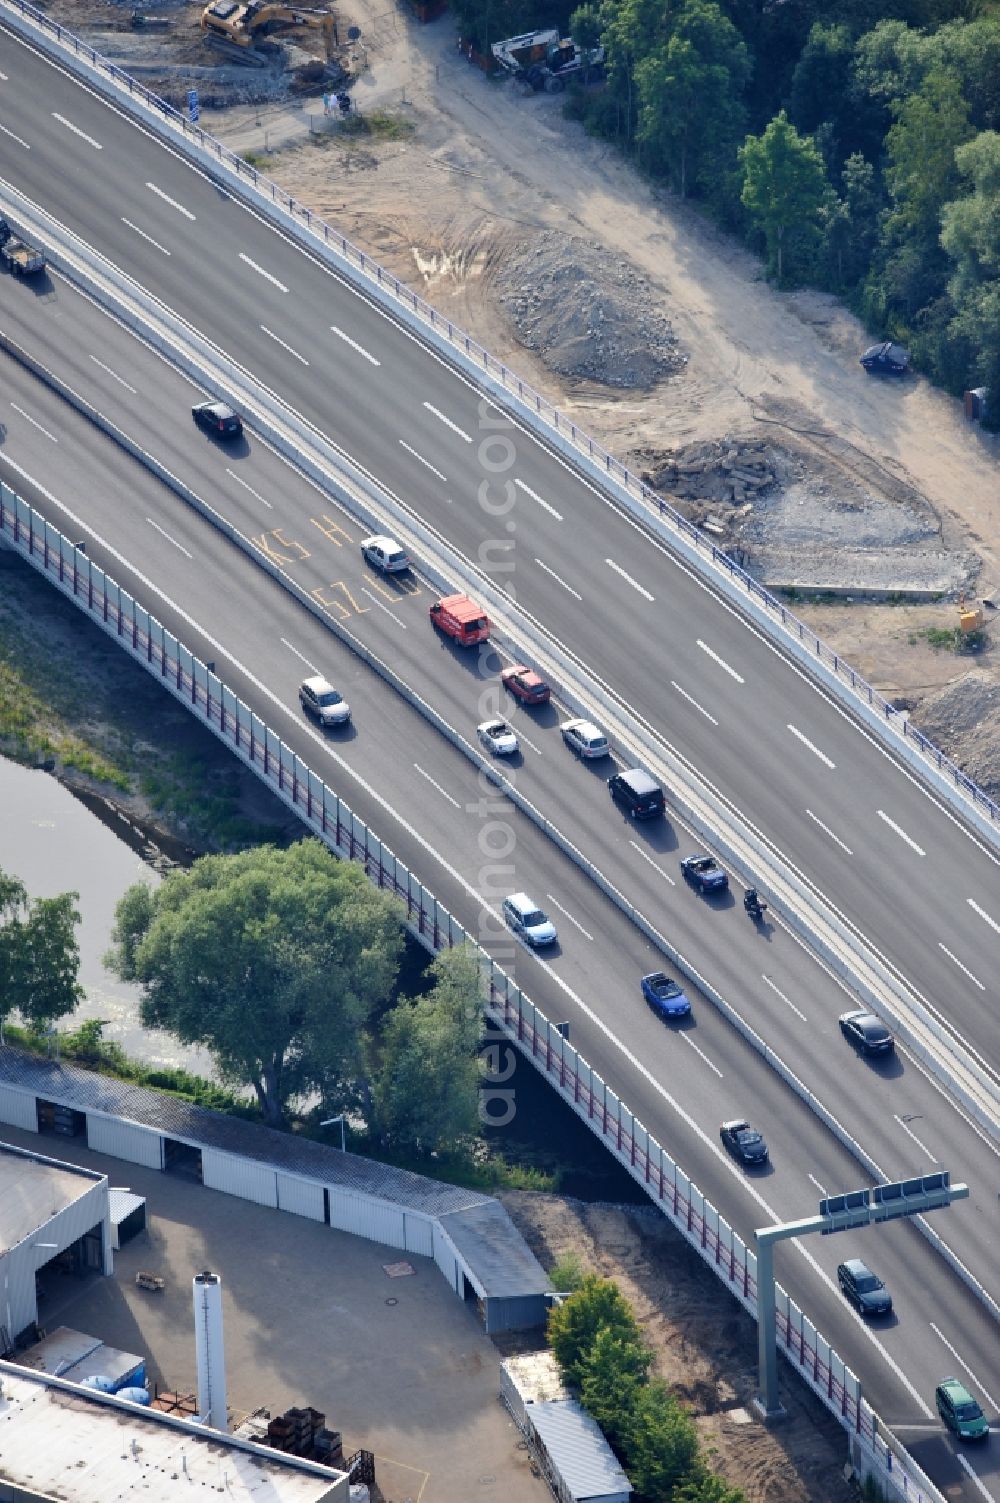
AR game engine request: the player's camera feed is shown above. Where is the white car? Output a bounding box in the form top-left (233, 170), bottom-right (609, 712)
top-left (502, 893), bottom-right (558, 947)
top-left (560, 718), bottom-right (610, 759)
top-left (299, 675), bottom-right (351, 726)
top-left (360, 535), bottom-right (409, 574)
top-left (478, 718), bottom-right (518, 756)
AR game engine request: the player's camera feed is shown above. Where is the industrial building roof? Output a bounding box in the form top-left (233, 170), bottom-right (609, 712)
top-left (0, 1140), bottom-right (103, 1252)
top-left (529, 1400), bottom-right (633, 1501)
top-left (0, 1364), bottom-right (344, 1502)
top-left (0, 1049), bottom-right (488, 1215)
top-left (439, 1199), bottom-right (551, 1298)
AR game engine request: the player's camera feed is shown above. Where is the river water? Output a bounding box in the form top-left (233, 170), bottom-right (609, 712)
top-left (0, 756), bottom-right (214, 1078)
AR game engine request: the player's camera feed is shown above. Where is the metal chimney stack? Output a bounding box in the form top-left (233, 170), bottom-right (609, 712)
top-left (193, 1270), bottom-right (227, 1431)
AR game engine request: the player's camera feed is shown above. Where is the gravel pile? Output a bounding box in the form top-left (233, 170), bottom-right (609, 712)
top-left (912, 671), bottom-right (1000, 797)
top-left (496, 233), bottom-right (685, 389)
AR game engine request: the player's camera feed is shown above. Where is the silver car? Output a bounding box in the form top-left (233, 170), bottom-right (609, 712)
top-left (299, 675), bottom-right (351, 726)
top-left (502, 893), bottom-right (558, 947)
top-left (360, 535), bottom-right (409, 574)
top-left (560, 718), bottom-right (609, 759)
top-left (478, 719), bottom-right (518, 756)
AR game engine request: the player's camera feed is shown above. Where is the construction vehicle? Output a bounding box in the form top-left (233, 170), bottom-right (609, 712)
top-left (491, 27), bottom-right (604, 92)
top-left (201, 0), bottom-right (335, 53)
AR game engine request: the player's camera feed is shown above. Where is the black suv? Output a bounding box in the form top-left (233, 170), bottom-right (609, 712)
top-left (608, 768), bottom-right (665, 819)
top-left (837, 1258), bottom-right (892, 1317)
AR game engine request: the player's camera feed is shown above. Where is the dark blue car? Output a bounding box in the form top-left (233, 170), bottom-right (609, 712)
top-left (680, 854), bottom-right (729, 894)
top-left (641, 971), bottom-right (691, 1019)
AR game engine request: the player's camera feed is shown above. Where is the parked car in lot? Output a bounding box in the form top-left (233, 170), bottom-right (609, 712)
top-left (192, 400), bottom-right (243, 438)
top-left (477, 719), bottom-right (518, 756)
top-left (935, 1378), bottom-right (989, 1440)
top-left (860, 341), bottom-right (909, 375)
top-left (720, 1119), bottom-right (769, 1165)
top-left (501, 664), bottom-right (551, 704)
top-left (299, 675), bottom-right (351, 727)
top-left (838, 1010), bottom-right (895, 1057)
top-left (560, 718), bottom-right (609, 759)
top-left (502, 893), bottom-right (557, 947)
top-left (641, 971), bottom-right (691, 1019)
top-left (608, 768), bottom-right (665, 819)
top-left (360, 535), bottom-right (409, 574)
top-left (680, 854), bottom-right (729, 894)
top-left (837, 1258), bottom-right (892, 1317)
top-left (429, 593), bottom-right (490, 646)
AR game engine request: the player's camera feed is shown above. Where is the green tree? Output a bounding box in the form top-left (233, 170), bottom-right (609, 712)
top-left (884, 69), bottom-right (972, 245)
top-left (635, 0), bottom-right (749, 197)
top-left (941, 131), bottom-right (1000, 423)
top-left (105, 840), bottom-right (404, 1126)
top-left (0, 869), bottom-right (83, 1033)
top-left (673, 1466), bottom-right (747, 1503)
top-left (626, 1376), bottom-right (701, 1498)
top-left (547, 1274), bottom-right (644, 1388)
top-left (601, 0), bottom-right (674, 144)
top-left (579, 1324), bottom-right (651, 1450)
top-left (369, 945), bottom-right (483, 1151)
top-left (788, 22), bottom-right (853, 138)
top-left (569, 1), bottom-right (603, 79)
top-left (739, 111), bottom-right (830, 282)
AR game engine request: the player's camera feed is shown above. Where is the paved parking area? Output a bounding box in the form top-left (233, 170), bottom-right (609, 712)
top-left (2, 1126), bottom-right (548, 1503)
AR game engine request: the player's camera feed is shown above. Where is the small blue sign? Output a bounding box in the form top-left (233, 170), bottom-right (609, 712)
top-left (188, 88), bottom-right (200, 123)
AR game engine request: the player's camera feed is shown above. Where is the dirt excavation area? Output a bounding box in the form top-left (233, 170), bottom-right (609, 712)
top-left (502, 1193), bottom-right (857, 1503)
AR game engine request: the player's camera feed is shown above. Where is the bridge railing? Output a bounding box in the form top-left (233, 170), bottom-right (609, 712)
top-left (0, 478), bottom-right (944, 1503)
top-left (3, 0), bottom-right (999, 840)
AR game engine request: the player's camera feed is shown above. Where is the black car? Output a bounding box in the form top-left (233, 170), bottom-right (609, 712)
top-left (192, 400), bottom-right (243, 438)
top-left (608, 768), bottom-right (665, 820)
top-left (838, 1010), bottom-right (895, 1057)
top-left (837, 1258), bottom-right (892, 1317)
top-left (720, 1119), bottom-right (769, 1165)
top-left (860, 341), bottom-right (909, 375)
top-left (680, 854), bottom-right (729, 894)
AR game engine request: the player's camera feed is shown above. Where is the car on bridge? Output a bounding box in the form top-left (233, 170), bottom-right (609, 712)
top-left (837, 1258), bottom-right (892, 1317)
top-left (192, 400), bottom-right (243, 438)
top-left (298, 675), bottom-right (351, 727)
top-left (720, 1119), bottom-right (769, 1166)
top-left (680, 854), bottom-right (729, 894)
top-left (501, 664), bottom-right (551, 705)
top-left (502, 893), bottom-right (557, 947)
top-left (478, 719), bottom-right (518, 756)
top-left (560, 718), bottom-right (609, 759)
top-left (935, 1378), bottom-right (989, 1441)
top-left (641, 971), bottom-right (690, 1020)
top-left (838, 1010), bottom-right (894, 1058)
top-left (360, 535), bottom-right (409, 574)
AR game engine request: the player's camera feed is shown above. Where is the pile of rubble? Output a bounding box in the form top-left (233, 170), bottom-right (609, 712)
top-left (495, 232), bottom-right (686, 389)
top-left (640, 437), bottom-right (780, 506)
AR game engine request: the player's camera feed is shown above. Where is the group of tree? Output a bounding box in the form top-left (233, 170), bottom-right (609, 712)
top-left (447, 0), bottom-right (1000, 420)
top-left (106, 839), bottom-right (486, 1145)
top-left (548, 1272), bottom-right (746, 1502)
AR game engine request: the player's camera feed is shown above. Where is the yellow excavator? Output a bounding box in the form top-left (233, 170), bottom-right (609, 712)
top-left (201, 0), bottom-right (335, 52)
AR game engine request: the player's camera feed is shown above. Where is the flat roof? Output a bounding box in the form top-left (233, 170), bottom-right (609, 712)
top-left (0, 1364), bottom-right (344, 1502)
top-left (0, 1141), bottom-right (103, 1251)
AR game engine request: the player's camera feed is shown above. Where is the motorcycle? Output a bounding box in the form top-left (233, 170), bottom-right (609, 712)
top-left (743, 889), bottom-right (767, 921)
